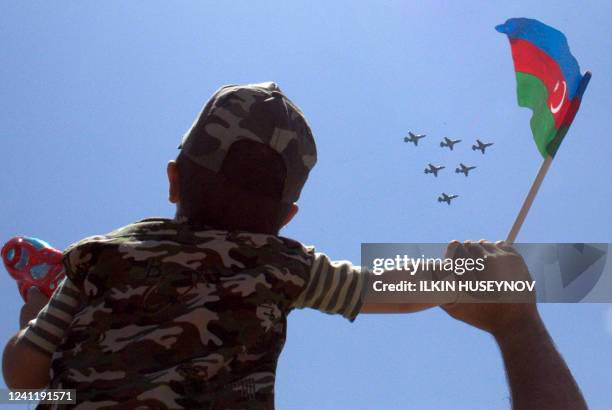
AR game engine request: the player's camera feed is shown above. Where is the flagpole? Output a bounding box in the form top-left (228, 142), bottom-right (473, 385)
top-left (506, 155), bottom-right (553, 244)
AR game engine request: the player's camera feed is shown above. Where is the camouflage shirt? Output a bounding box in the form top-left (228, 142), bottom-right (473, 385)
top-left (25, 218), bottom-right (367, 409)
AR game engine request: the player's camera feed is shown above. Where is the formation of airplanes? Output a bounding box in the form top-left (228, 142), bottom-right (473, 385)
top-left (403, 131), bottom-right (494, 205)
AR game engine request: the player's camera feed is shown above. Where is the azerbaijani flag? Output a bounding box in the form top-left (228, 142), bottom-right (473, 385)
top-left (496, 18), bottom-right (591, 158)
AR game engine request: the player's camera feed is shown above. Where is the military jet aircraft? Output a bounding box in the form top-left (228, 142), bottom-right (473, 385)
top-left (403, 131), bottom-right (426, 146)
top-left (440, 137), bottom-right (461, 150)
top-left (472, 139), bottom-right (494, 154)
top-left (438, 193), bottom-right (458, 205)
top-left (455, 163), bottom-right (476, 177)
top-left (424, 163), bottom-right (445, 177)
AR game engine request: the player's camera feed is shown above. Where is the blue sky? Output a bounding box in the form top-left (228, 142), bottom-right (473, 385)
top-left (1, 1), bottom-right (611, 409)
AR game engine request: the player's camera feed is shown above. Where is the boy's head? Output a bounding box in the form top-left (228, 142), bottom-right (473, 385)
top-left (167, 82), bottom-right (317, 234)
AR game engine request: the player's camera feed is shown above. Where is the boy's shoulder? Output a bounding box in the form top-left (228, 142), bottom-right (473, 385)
top-left (65, 217), bottom-right (315, 253)
top-left (62, 218), bottom-right (318, 281)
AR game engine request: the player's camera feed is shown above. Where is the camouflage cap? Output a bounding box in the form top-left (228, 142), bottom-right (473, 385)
top-left (178, 82), bottom-right (317, 203)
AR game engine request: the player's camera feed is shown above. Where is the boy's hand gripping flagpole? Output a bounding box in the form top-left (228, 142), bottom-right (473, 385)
top-left (495, 18), bottom-right (591, 244)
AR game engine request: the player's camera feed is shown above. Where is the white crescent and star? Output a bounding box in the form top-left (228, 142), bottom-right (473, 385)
top-left (549, 80), bottom-right (567, 114)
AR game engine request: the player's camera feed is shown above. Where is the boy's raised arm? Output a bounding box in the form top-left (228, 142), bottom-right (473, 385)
top-left (292, 251), bottom-right (438, 317)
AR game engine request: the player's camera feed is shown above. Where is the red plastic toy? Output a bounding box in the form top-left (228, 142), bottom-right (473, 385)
top-left (1, 237), bottom-right (65, 301)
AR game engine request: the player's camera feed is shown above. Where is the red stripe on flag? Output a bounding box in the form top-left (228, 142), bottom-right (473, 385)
top-left (509, 38), bottom-right (570, 128)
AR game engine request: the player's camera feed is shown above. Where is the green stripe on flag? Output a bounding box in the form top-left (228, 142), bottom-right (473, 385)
top-left (515, 72), bottom-right (556, 158)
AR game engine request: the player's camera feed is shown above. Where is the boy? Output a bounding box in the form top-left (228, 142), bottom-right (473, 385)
top-left (3, 82), bottom-right (406, 409)
top-left (3, 82), bottom-right (586, 410)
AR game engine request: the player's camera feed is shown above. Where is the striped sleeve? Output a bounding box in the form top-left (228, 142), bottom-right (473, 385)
top-left (291, 252), bottom-right (369, 322)
top-left (21, 278), bottom-right (81, 355)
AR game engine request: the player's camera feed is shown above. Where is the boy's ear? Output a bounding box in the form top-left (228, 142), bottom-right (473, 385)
top-left (167, 161), bottom-right (180, 204)
top-left (282, 203), bottom-right (299, 227)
